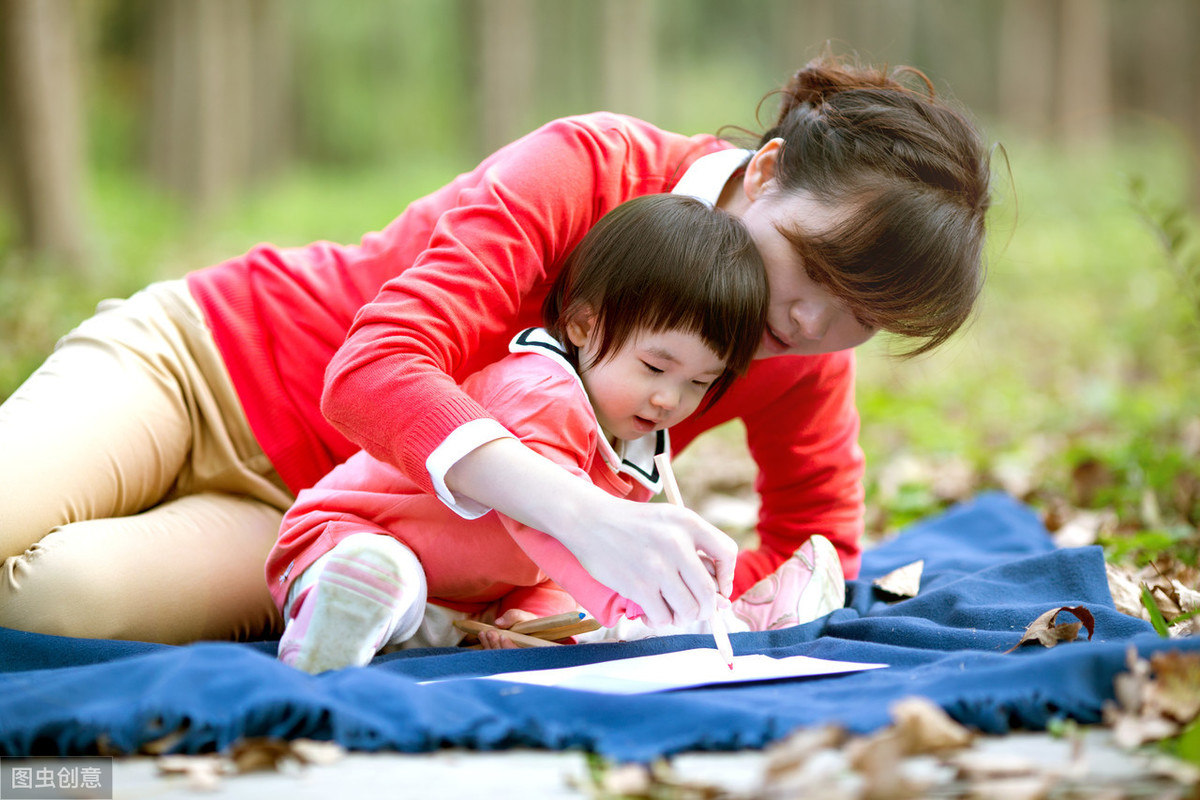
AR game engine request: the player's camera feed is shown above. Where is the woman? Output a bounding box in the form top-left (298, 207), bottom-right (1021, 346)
top-left (0, 52), bottom-right (991, 643)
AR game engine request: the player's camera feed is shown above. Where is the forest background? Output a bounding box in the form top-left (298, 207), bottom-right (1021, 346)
top-left (1, 0), bottom-right (1198, 612)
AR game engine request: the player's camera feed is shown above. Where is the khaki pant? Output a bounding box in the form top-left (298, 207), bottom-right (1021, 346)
top-left (0, 280), bottom-right (293, 643)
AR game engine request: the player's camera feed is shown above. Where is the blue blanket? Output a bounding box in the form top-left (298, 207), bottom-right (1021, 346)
top-left (2, 492), bottom-right (1197, 762)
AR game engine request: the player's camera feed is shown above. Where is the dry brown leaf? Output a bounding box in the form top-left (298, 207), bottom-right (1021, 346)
top-left (1003, 606), bottom-right (1095, 654)
top-left (289, 738), bottom-right (345, 766)
top-left (156, 754), bottom-right (227, 791)
top-left (1104, 647), bottom-right (1200, 749)
top-left (889, 697), bottom-right (974, 753)
top-left (847, 728), bottom-right (910, 799)
top-left (1105, 563), bottom-right (1145, 620)
top-left (874, 560), bottom-right (924, 599)
top-left (1171, 580), bottom-right (1200, 613)
top-left (600, 763), bottom-right (653, 796)
top-left (1070, 458), bottom-right (1116, 507)
top-left (763, 724), bottom-right (846, 782)
top-left (227, 738), bottom-right (300, 773)
top-left (138, 720), bottom-right (189, 755)
top-left (1051, 509), bottom-right (1117, 549)
top-left (1146, 651), bottom-right (1200, 724)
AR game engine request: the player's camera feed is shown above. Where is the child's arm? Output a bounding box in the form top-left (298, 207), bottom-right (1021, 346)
top-left (465, 367), bottom-right (676, 628)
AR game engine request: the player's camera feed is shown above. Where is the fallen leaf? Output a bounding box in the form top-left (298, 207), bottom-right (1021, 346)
top-left (600, 762), bottom-right (653, 796)
top-left (228, 738), bottom-right (298, 773)
top-left (1147, 651), bottom-right (1200, 724)
top-left (1003, 606), bottom-right (1095, 654)
top-left (1171, 580), bottom-right (1200, 613)
top-left (889, 697), bottom-right (974, 753)
top-left (1104, 647), bottom-right (1200, 749)
top-left (873, 560), bottom-right (924, 599)
top-left (1105, 562), bottom-right (1145, 619)
top-left (156, 754), bottom-right (227, 791)
top-left (763, 724), bottom-right (845, 782)
top-left (289, 739), bottom-right (345, 766)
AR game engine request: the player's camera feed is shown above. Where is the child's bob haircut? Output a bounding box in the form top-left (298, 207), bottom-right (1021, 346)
top-left (543, 194), bottom-right (767, 408)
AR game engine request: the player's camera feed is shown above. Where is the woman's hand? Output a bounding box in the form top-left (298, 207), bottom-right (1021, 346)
top-left (446, 438), bottom-right (737, 628)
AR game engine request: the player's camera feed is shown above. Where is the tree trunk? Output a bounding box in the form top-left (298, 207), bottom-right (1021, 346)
top-left (148, 0), bottom-right (284, 217)
top-left (1057, 0), bottom-right (1112, 144)
top-left (998, 0), bottom-right (1056, 139)
top-left (471, 0), bottom-right (536, 158)
top-left (0, 0), bottom-right (88, 268)
top-left (600, 0), bottom-right (655, 120)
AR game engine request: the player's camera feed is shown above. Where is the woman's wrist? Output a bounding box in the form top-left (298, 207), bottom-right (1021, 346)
top-left (442, 437), bottom-right (602, 545)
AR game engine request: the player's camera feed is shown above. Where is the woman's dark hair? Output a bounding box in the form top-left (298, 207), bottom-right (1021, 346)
top-left (543, 194), bottom-right (767, 407)
top-left (758, 50), bottom-right (992, 356)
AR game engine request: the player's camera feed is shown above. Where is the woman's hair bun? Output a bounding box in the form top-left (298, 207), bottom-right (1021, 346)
top-left (777, 54), bottom-right (932, 125)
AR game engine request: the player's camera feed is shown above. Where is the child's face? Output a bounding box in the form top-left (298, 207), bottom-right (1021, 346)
top-left (568, 320), bottom-right (726, 442)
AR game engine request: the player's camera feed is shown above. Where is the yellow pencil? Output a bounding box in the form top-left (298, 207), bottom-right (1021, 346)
top-left (654, 453), bottom-right (735, 670)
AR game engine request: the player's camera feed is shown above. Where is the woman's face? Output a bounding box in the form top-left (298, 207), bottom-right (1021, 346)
top-left (723, 140), bottom-right (878, 358)
top-left (737, 189), bottom-right (877, 358)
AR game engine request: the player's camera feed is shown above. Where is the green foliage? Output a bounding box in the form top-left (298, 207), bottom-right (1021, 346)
top-left (1160, 717), bottom-right (1200, 768)
top-left (857, 127), bottom-right (1200, 571)
top-left (1140, 583), bottom-right (1171, 638)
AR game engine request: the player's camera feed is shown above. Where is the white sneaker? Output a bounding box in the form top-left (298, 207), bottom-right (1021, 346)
top-left (278, 537), bottom-right (412, 674)
top-left (731, 535), bottom-right (845, 631)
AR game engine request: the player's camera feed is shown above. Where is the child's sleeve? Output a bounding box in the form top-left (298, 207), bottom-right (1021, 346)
top-left (477, 366), bottom-right (644, 627)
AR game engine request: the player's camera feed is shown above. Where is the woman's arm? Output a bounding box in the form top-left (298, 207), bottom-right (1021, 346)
top-left (445, 437), bottom-right (735, 628)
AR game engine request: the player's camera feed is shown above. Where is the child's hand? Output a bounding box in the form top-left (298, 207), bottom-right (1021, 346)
top-left (477, 609), bottom-right (539, 650)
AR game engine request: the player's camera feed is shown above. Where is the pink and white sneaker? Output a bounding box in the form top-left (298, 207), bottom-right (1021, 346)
top-left (277, 538), bottom-right (410, 674)
top-left (732, 534), bottom-right (845, 631)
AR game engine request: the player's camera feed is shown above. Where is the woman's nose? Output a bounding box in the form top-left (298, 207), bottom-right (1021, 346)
top-left (791, 300), bottom-right (834, 342)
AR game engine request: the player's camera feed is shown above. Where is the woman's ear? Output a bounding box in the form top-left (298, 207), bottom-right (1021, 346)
top-left (565, 308), bottom-right (597, 348)
top-left (743, 137), bottom-right (784, 201)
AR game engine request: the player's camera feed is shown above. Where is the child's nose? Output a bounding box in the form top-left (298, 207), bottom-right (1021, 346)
top-left (651, 386), bottom-right (680, 412)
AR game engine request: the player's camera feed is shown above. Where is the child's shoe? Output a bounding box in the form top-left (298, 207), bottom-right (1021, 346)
top-left (731, 534), bottom-right (845, 631)
top-left (278, 536), bottom-right (412, 674)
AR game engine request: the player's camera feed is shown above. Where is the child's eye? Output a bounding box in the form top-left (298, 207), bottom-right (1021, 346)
top-left (642, 362), bottom-right (664, 374)
top-left (692, 379), bottom-right (713, 389)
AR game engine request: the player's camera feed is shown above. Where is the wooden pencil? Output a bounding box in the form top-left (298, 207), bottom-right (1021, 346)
top-left (653, 452), bottom-right (736, 669)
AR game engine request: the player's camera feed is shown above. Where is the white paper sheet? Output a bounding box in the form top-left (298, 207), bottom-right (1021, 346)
top-left (456, 648), bottom-right (887, 695)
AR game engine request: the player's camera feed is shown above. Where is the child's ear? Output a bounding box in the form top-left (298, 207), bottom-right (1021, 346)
top-left (565, 308), bottom-right (597, 348)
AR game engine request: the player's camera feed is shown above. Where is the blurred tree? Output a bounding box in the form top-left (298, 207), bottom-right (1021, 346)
top-left (601, 0), bottom-right (655, 120)
top-left (998, 0), bottom-right (1055, 138)
top-left (147, 0), bottom-right (290, 216)
top-left (469, 0), bottom-right (535, 157)
top-left (0, 0), bottom-right (88, 268)
top-left (1057, 0), bottom-right (1112, 144)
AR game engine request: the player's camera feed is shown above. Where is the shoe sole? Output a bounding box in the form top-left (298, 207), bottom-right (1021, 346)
top-left (290, 549), bottom-right (406, 674)
top-left (793, 534), bottom-right (846, 623)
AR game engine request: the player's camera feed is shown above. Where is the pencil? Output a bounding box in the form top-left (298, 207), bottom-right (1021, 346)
top-left (653, 453), bottom-right (735, 670)
top-left (509, 611), bottom-right (587, 635)
top-left (452, 619), bottom-right (560, 647)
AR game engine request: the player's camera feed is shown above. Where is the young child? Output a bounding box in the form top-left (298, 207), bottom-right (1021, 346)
top-left (266, 194), bottom-right (841, 672)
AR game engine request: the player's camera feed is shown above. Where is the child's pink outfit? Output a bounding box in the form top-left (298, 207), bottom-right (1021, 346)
top-left (268, 329), bottom-right (668, 670)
